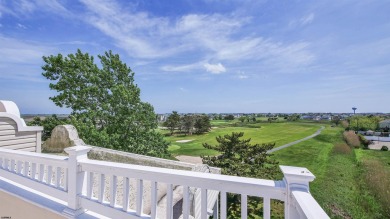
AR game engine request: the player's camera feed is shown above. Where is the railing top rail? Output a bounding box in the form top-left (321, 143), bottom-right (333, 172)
top-left (292, 190), bottom-right (330, 219)
top-left (80, 159), bottom-right (285, 200)
top-left (0, 148), bottom-right (68, 167)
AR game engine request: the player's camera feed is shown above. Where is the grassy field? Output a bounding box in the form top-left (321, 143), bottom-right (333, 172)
top-left (165, 120), bottom-right (322, 156)
top-left (272, 125), bottom-right (390, 218)
top-left (162, 118), bottom-right (390, 217)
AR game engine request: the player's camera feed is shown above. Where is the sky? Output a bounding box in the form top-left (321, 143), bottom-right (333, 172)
top-left (0, 0), bottom-right (389, 114)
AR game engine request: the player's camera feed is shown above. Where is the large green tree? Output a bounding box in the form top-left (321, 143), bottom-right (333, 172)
top-left (42, 50), bottom-right (169, 157)
top-left (202, 132), bottom-right (279, 218)
top-left (181, 114), bottom-right (195, 135)
top-left (163, 111), bottom-right (181, 135)
top-left (194, 114), bottom-right (211, 134)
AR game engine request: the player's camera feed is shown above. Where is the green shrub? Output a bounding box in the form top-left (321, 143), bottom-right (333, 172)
top-left (343, 131), bottom-right (360, 148)
top-left (381, 146), bottom-right (388, 151)
top-left (358, 134), bottom-right (370, 149)
top-left (27, 115), bottom-right (69, 141)
top-left (333, 143), bottom-right (352, 154)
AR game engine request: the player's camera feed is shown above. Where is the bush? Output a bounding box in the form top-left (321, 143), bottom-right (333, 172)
top-left (333, 143), bottom-right (352, 154)
top-left (27, 115), bottom-right (69, 141)
top-left (381, 146), bottom-right (388, 151)
top-left (341, 120), bottom-right (349, 128)
top-left (343, 131), bottom-right (360, 148)
top-left (358, 134), bottom-right (370, 149)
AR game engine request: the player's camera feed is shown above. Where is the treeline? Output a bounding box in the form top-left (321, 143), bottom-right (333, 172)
top-left (163, 111), bottom-right (211, 135)
top-left (348, 115), bottom-right (382, 131)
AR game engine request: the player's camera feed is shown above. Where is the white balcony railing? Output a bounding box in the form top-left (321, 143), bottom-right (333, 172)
top-left (0, 146), bottom-right (329, 219)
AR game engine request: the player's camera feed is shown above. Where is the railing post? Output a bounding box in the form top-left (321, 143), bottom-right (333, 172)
top-left (280, 165), bottom-right (315, 219)
top-left (63, 146), bottom-right (92, 217)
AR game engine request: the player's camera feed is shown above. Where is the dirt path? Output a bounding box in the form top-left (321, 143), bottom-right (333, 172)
top-left (267, 126), bottom-right (325, 153)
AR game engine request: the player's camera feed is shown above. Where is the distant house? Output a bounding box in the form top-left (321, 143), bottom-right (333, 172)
top-left (379, 119), bottom-right (390, 129)
top-left (301, 115), bottom-right (314, 120)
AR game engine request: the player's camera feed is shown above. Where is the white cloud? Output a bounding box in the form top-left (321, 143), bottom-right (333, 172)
top-left (161, 62), bottom-right (201, 72)
top-left (17, 23), bottom-right (27, 29)
top-left (0, 36), bottom-right (54, 81)
top-left (15, 0), bottom-right (36, 14)
top-left (0, 36), bottom-right (52, 64)
top-left (0, 0), bottom-right (69, 18)
top-left (289, 13), bottom-right (315, 28)
top-left (179, 87), bottom-right (188, 92)
top-left (300, 13), bottom-right (314, 26)
top-left (78, 0), bottom-right (314, 72)
top-left (204, 63), bottom-right (226, 74)
top-left (237, 71), bottom-right (248, 79)
top-left (80, 0), bottom-right (178, 59)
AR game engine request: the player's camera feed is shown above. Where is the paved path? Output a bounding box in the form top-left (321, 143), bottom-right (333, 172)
top-left (267, 126), bottom-right (325, 154)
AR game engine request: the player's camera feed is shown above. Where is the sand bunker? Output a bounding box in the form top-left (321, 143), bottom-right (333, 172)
top-left (175, 139), bottom-right (194, 143)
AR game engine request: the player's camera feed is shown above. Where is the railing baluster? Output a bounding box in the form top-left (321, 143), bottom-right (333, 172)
top-left (221, 191), bottom-right (227, 219)
top-left (38, 164), bottom-right (45, 182)
top-left (183, 186), bottom-right (190, 219)
top-left (64, 168), bottom-right (68, 191)
top-left (263, 197), bottom-right (271, 219)
top-left (98, 173), bottom-right (105, 203)
top-left (241, 194), bottom-right (248, 219)
top-left (17, 160), bottom-right (22, 174)
top-left (4, 159), bottom-right (9, 171)
top-left (201, 188), bottom-right (208, 219)
top-left (47, 165), bottom-right (52, 184)
top-left (10, 159), bottom-right (15, 172)
top-left (151, 181), bottom-right (157, 219)
top-left (87, 172), bottom-right (93, 199)
top-left (31, 163), bottom-right (36, 179)
top-left (122, 177), bottom-right (130, 211)
top-left (110, 175), bottom-right (117, 207)
top-left (136, 179), bottom-right (144, 215)
top-left (214, 196), bottom-right (219, 219)
top-left (56, 167), bottom-right (61, 188)
top-left (166, 183), bottom-right (173, 219)
top-left (23, 161), bottom-right (29, 177)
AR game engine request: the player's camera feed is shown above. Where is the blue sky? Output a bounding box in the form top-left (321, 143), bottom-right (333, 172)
top-left (0, 0), bottom-right (389, 114)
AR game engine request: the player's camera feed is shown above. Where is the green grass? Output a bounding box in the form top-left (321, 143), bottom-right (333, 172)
top-left (273, 125), bottom-right (388, 218)
top-left (165, 122), bottom-right (322, 156)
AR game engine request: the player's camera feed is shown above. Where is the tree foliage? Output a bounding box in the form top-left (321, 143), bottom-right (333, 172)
top-left (27, 115), bottom-right (69, 141)
top-left (194, 114), bottom-right (211, 134)
top-left (202, 132), bottom-right (278, 178)
top-left (202, 132), bottom-right (279, 218)
top-left (331, 116), bottom-right (341, 126)
top-left (163, 111), bottom-right (180, 135)
top-left (42, 50), bottom-right (169, 157)
top-left (224, 115), bottom-right (235, 120)
top-left (287, 114), bottom-right (300, 121)
top-left (164, 112), bottom-right (211, 136)
top-left (181, 114), bottom-right (195, 135)
top-left (348, 116), bottom-right (380, 131)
